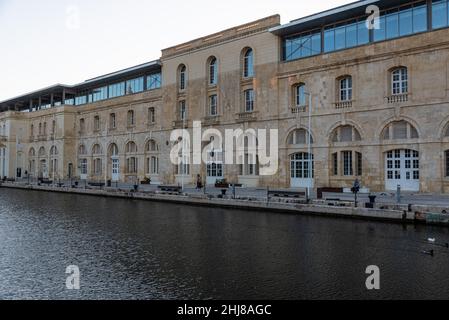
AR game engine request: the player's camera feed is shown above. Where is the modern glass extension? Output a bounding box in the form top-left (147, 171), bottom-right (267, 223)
top-left (283, 1), bottom-right (448, 62)
top-left (63, 73), bottom-right (162, 107)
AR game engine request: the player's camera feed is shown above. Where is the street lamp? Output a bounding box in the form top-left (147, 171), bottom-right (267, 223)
top-left (302, 91), bottom-right (313, 202)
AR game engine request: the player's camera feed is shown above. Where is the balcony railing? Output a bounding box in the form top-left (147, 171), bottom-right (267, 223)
top-left (202, 115), bottom-right (220, 126)
top-left (335, 100), bottom-right (353, 109)
top-left (291, 105), bottom-right (307, 114)
top-left (386, 93), bottom-right (408, 104)
top-left (236, 111), bottom-right (258, 122)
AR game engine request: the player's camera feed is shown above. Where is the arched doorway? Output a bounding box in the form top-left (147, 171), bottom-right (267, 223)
top-left (385, 149), bottom-right (419, 191)
top-left (109, 144), bottom-right (120, 182)
top-left (290, 152), bottom-right (314, 188)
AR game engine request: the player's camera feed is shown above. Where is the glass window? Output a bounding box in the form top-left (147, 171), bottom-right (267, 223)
top-left (295, 84), bottom-right (307, 107)
top-left (75, 94), bottom-right (87, 105)
top-left (357, 21), bottom-right (370, 45)
top-left (209, 58), bottom-right (218, 85)
top-left (179, 101), bottom-right (187, 120)
top-left (346, 23), bottom-right (357, 48)
top-left (392, 68), bottom-right (408, 95)
top-left (374, 16), bottom-right (386, 41)
top-left (413, 4), bottom-right (428, 33)
top-left (335, 26), bottom-right (346, 50)
top-left (324, 29), bottom-right (335, 52)
top-left (386, 12), bottom-right (399, 39)
top-left (343, 151), bottom-right (353, 176)
top-left (399, 8), bottom-right (413, 36)
top-left (179, 66), bottom-right (187, 91)
top-left (244, 89), bottom-right (254, 112)
top-left (126, 77), bottom-right (144, 94)
top-left (209, 95), bottom-right (218, 116)
top-left (340, 77), bottom-right (352, 101)
top-left (91, 87), bottom-right (108, 102)
top-left (108, 82), bottom-right (125, 99)
top-left (284, 31), bottom-right (322, 60)
top-left (432, 0), bottom-right (448, 29)
top-left (148, 108), bottom-right (155, 124)
top-left (147, 73), bottom-right (161, 90)
top-left (243, 49), bottom-right (254, 78)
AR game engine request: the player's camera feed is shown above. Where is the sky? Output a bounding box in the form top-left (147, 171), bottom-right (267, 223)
top-left (0, 0), bottom-right (353, 101)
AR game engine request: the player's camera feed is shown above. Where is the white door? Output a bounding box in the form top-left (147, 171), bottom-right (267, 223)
top-left (385, 149), bottom-right (420, 191)
top-left (112, 158), bottom-right (120, 182)
top-left (290, 153), bottom-right (314, 188)
top-left (40, 160), bottom-right (48, 179)
top-left (206, 150), bottom-right (223, 185)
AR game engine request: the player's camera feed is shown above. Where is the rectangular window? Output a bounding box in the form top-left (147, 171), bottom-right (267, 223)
top-left (324, 29), bottom-right (335, 52)
top-left (386, 13), bottom-right (399, 39)
top-left (333, 153), bottom-right (338, 176)
top-left (147, 73), bottom-right (161, 90)
top-left (79, 119), bottom-right (85, 134)
top-left (356, 152), bottom-right (363, 176)
top-left (126, 77), bottom-right (144, 94)
top-left (244, 89), bottom-right (254, 112)
top-left (335, 25), bottom-right (346, 50)
top-left (433, 0), bottom-right (448, 29)
top-left (179, 101), bottom-right (187, 120)
top-left (94, 116), bottom-right (100, 131)
top-left (148, 108), bottom-right (156, 124)
top-left (413, 4), bottom-right (428, 33)
top-left (75, 94), bottom-right (87, 106)
top-left (150, 156), bottom-right (159, 175)
top-left (80, 159), bottom-right (87, 175)
top-left (209, 95), bottom-right (218, 116)
top-left (91, 87), bottom-right (108, 102)
top-left (110, 114), bottom-right (116, 129)
top-left (94, 159), bottom-right (102, 176)
top-left (399, 8), bottom-right (413, 36)
top-left (343, 151), bottom-right (353, 176)
top-left (109, 82), bottom-right (125, 98)
top-left (283, 31), bottom-right (322, 61)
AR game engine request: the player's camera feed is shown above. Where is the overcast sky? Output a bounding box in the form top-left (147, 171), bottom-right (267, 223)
top-left (0, 0), bottom-right (353, 101)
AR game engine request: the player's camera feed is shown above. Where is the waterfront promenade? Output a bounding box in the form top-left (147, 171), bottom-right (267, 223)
top-left (1, 178), bottom-right (449, 227)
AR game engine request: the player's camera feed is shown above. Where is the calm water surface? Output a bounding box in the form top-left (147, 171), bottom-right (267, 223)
top-left (0, 188), bottom-right (448, 300)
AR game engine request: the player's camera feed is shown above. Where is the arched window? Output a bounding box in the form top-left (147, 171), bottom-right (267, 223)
top-left (444, 124), bottom-right (449, 137)
top-left (78, 145), bottom-right (86, 155)
top-left (288, 129), bottom-right (313, 145)
top-left (243, 48), bottom-right (254, 78)
top-left (127, 110), bottom-right (135, 127)
top-left (293, 84), bottom-right (307, 107)
top-left (208, 57), bottom-right (218, 85)
top-left (29, 148), bottom-right (36, 157)
top-left (382, 120), bottom-right (419, 140)
top-left (109, 143), bottom-right (119, 157)
top-left (126, 141), bottom-right (138, 154)
top-left (179, 65), bottom-right (187, 91)
top-left (331, 125), bottom-right (362, 143)
top-left (339, 76), bottom-right (352, 102)
top-left (92, 144), bottom-right (103, 155)
top-left (50, 146), bottom-right (58, 156)
top-left (38, 147), bottom-right (46, 157)
top-left (391, 67), bottom-right (408, 95)
top-left (147, 140), bottom-right (158, 152)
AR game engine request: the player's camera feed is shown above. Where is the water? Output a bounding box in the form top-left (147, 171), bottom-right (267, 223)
top-left (0, 188), bottom-right (448, 300)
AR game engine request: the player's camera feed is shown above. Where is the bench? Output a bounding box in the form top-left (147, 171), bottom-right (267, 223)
top-left (267, 190), bottom-right (306, 202)
top-left (39, 179), bottom-right (53, 185)
top-left (88, 182), bottom-right (106, 188)
top-left (158, 185), bottom-right (182, 193)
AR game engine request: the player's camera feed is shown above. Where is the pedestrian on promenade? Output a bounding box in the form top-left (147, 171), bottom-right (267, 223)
top-left (196, 174), bottom-right (203, 191)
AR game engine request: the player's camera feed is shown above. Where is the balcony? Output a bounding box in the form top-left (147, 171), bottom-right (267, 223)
top-left (173, 119), bottom-right (189, 129)
top-left (236, 111), bottom-right (258, 122)
top-left (291, 105), bottom-right (307, 114)
top-left (335, 100), bottom-right (353, 109)
top-left (386, 93), bottom-right (408, 104)
top-left (202, 115), bottom-right (220, 126)
top-left (0, 135), bottom-right (6, 143)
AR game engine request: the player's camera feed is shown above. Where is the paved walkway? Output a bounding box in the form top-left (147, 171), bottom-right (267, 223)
top-left (5, 178), bottom-right (449, 207)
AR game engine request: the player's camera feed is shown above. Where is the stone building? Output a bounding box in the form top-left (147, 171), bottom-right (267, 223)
top-left (2, 0), bottom-right (449, 193)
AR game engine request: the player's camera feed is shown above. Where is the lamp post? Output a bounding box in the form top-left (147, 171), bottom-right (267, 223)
top-left (302, 91), bottom-right (313, 202)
